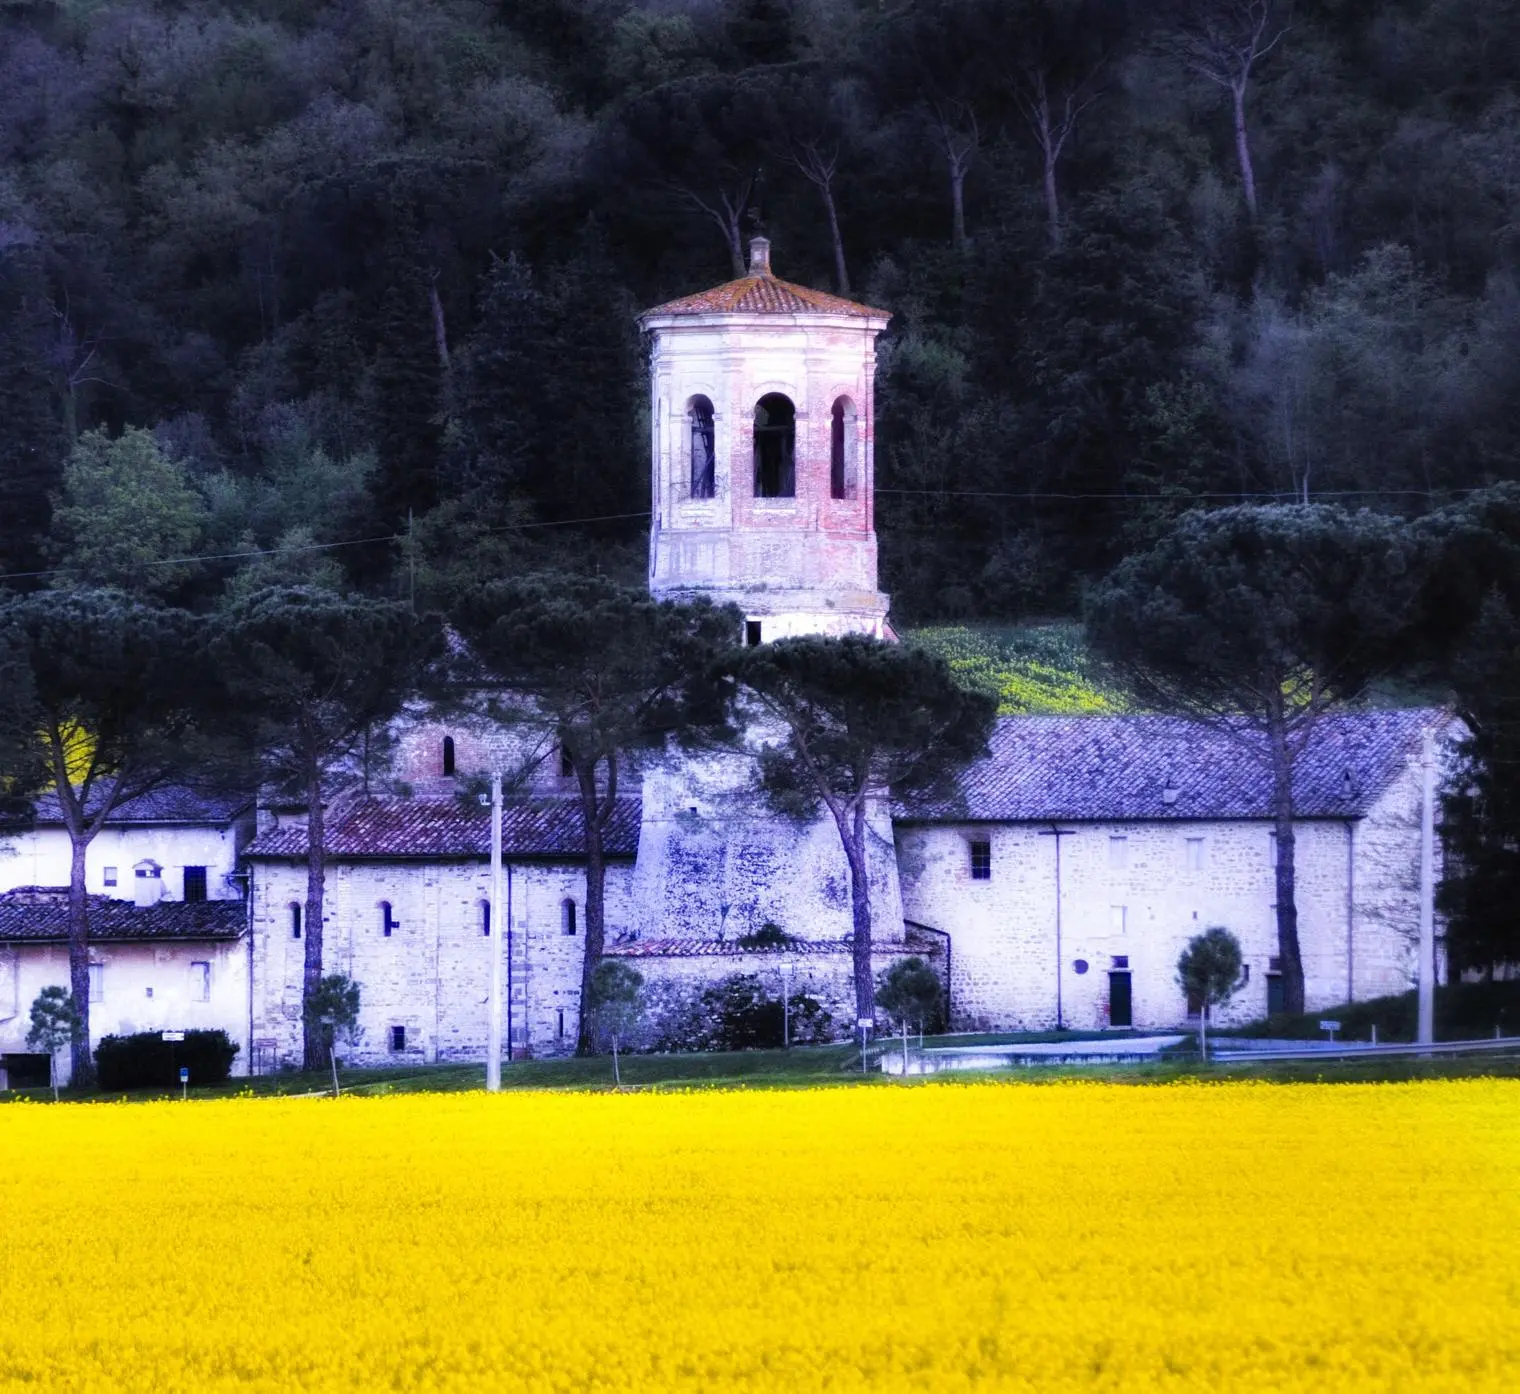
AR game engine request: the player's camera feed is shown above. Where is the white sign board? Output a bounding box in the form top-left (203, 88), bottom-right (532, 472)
top-left (1318, 1020), bottom-right (1341, 1032)
top-left (161, 1030), bottom-right (186, 1042)
top-left (857, 1018), bottom-right (873, 1030)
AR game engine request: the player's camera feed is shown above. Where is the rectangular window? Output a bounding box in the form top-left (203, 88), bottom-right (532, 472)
top-left (482, 900), bottom-right (491, 936)
top-left (1185, 837), bottom-right (1205, 871)
top-left (1111, 955), bottom-right (1129, 970)
top-left (1109, 905), bottom-right (1127, 935)
top-left (969, 839), bottom-right (991, 880)
top-left (1269, 831), bottom-right (1278, 866)
top-left (88, 962), bottom-right (103, 1003)
top-left (182, 866), bottom-right (207, 903)
top-left (390, 1025), bottom-right (407, 1052)
top-left (1108, 835), bottom-right (1128, 870)
top-left (1267, 973), bottom-right (1285, 1016)
top-left (557, 1008), bottom-right (565, 1040)
top-left (103, 866), bottom-right (118, 887)
top-left (745, 620), bottom-right (762, 647)
top-left (189, 961), bottom-right (210, 1003)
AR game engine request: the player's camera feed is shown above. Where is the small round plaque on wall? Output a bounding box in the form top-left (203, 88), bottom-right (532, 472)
top-left (1073, 959), bottom-right (1089, 975)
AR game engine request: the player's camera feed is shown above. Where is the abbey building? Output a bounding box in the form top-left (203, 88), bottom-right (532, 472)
top-left (0, 245), bottom-right (1447, 1080)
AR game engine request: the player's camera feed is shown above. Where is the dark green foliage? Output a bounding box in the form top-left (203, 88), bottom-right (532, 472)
top-left (304, 973), bottom-right (362, 1058)
top-left (0, 250), bottom-right (64, 580)
top-left (656, 974), bottom-right (834, 1052)
top-left (1176, 927), bottom-right (1245, 1014)
top-left (95, 1030), bottom-right (240, 1091)
top-left (876, 956), bottom-right (944, 1034)
top-left (736, 922), bottom-right (797, 950)
top-left (447, 573), bottom-right (741, 1053)
top-left (0, 0), bottom-right (1515, 605)
top-left (0, 588), bottom-right (228, 1086)
top-left (25, 986), bottom-right (77, 1056)
top-left (1088, 505), bottom-right (1433, 1016)
top-left (734, 634), bottom-right (995, 1023)
top-left (213, 587), bottom-right (434, 1069)
top-left (1222, 980), bottom-right (1520, 1044)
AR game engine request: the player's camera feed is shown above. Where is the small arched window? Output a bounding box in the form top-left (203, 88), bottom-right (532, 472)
top-left (442, 735), bottom-right (456, 777)
top-left (562, 898), bottom-right (577, 936)
top-left (688, 396), bottom-right (715, 499)
top-left (380, 901), bottom-right (396, 937)
top-left (289, 903), bottom-right (302, 939)
top-left (830, 397), bottom-right (857, 500)
top-left (753, 394), bottom-right (796, 498)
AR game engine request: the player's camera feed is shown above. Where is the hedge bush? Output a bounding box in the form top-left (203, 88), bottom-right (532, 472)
top-left (95, 1030), bottom-right (240, 1091)
top-left (650, 974), bottom-right (835, 1052)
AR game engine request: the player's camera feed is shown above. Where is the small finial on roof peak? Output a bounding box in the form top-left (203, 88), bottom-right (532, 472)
top-left (748, 236), bottom-right (772, 276)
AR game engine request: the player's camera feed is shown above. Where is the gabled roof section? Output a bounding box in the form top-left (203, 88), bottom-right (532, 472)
top-left (641, 237), bottom-right (888, 322)
top-left (896, 708), bottom-right (1450, 824)
top-left (245, 796), bottom-right (642, 861)
top-left (28, 785), bottom-right (253, 827)
top-left (643, 275), bottom-right (889, 321)
top-left (0, 890), bottom-right (245, 943)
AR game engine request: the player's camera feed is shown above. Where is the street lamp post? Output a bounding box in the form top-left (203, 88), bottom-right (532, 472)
top-left (779, 960), bottom-right (793, 1048)
top-left (487, 771), bottom-right (503, 1092)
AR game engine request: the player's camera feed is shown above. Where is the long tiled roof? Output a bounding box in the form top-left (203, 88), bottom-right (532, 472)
top-left (0, 890), bottom-right (244, 942)
top-left (897, 709), bottom-right (1449, 824)
top-left (245, 797), bottom-right (642, 860)
top-left (28, 785), bottom-right (252, 826)
top-left (642, 273), bottom-right (888, 320)
top-left (606, 927), bottom-right (945, 959)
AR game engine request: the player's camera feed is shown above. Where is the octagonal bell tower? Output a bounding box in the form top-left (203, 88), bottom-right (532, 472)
top-left (639, 238), bottom-right (892, 642)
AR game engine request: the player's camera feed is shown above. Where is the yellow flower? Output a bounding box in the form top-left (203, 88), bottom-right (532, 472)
top-left (0, 1080), bottom-right (1515, 1391)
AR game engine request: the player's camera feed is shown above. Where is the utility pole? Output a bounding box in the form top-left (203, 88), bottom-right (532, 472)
top-left (488, 771), bottom-right (503, 1091)
top-left (1417, 728), bottom-right (1436, 1048)
top-left (1039, 826), bottom-right (1076, 1030)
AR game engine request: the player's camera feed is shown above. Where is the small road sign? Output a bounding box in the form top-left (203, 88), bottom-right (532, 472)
top-left (161, 1030), bottom-right (185, 1042)
top-left (1319, 1020), bottom-right (1341, 1031)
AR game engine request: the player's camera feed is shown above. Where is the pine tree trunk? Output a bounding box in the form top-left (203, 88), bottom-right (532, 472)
top-left (818, 179), bottom-right (850, 296)
top-left (1268, 715), bottom-right (1306, 1016)
top-left (575, 757), bottom-right (608, 1057)
top-left (950, 166), bottom-right (968, 250)
top-left (301, 767), bottom-right (327, 1071)
top-left (1043, 151), bottom-right (1062, 250)
top-left (66, 837), bottom-right (93, 1089)
top-left (1233, 82), bottom-right (1259, 218)
top-left (844, 800), bottom-right (874, 1025)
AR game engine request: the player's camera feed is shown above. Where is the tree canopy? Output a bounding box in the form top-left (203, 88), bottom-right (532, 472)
top-left (1086, 504), bottom-right (1429, 1014)
top-left (447, 572), bottom-right (740, 1052)
top-left (733, 634), bottom-right (995, 1022)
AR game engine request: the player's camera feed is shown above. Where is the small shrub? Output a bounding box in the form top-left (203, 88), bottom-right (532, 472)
top-left (95, 1030), bottom-right (240, 1091)
top-left (736, 923), bottom-right (797, 950)
top-left (650, 974), bottom-right (835, 1051)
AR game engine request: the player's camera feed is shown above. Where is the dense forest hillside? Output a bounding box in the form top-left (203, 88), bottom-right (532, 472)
top-left (1, 0), bottom-right (1517, 617)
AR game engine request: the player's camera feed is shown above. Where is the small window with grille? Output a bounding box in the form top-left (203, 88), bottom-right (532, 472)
top-left (969, 840), bottom-right (991, 880)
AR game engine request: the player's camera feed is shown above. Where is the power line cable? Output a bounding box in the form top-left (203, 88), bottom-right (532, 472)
top-left (0, 510), bottom-right (655, 585)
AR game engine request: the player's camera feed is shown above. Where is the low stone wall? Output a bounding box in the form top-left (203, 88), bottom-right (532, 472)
top-left (604, 934), bottom-right (945, 1047)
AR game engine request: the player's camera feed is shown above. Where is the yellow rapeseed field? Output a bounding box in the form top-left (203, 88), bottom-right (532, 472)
top-left (1, 1080), bottom-right (1517, 1392)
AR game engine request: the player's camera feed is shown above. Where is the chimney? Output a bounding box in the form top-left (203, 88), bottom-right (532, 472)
top-left (748, 236), bottom-right (771, 276)
top-left (134, 862), bottom-right (163, 909)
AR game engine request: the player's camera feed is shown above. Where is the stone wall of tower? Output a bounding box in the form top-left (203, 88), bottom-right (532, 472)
top-left (645, 312), bottom-right (890, 639)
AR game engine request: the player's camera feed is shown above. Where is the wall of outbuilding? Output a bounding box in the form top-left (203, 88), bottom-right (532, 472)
top-left (0, 935), bottom-right (249, 1083)
top-left (248, 856), bottom-right (637, 1068)
top-left (897, 802), bottom-right (1426, 1032)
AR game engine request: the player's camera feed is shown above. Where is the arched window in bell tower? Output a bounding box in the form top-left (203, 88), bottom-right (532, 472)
top-left (830, 397), bottom-right (858, 500)
top-left (688, 396), bottom-right (715, 499)
top-left (753, 394), bottom-right (796, 498)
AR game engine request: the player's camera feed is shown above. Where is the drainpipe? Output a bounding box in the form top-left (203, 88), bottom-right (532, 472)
top-left (1345, 819), bottom-right (1356, 1004)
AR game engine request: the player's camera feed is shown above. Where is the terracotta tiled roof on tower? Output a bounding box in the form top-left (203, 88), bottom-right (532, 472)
top-left (642, 237), bottom-right (889, 320)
